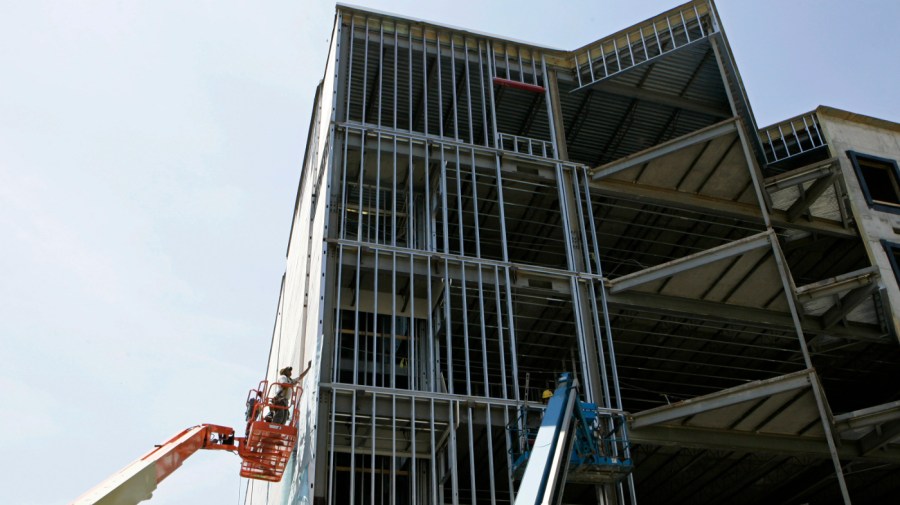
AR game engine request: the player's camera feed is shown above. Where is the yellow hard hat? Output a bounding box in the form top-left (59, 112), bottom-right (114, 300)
top-left (542, 389), bottom-right (553, 400)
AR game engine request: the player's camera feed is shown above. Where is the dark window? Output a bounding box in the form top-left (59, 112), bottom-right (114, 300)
top-left (884, 241), bottom-right (900, 286)
top-left (848, 151), bottom-right (900, 212)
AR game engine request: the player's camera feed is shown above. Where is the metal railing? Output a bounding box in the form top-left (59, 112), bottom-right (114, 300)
top-left (760, 112), bottom-right (827, 164)
top-left (498, 132), bottom-right (555, 158)
top-left (491, 40), bottom-right (544, 89)
top-left (572, 2), bottom-right (713, 90)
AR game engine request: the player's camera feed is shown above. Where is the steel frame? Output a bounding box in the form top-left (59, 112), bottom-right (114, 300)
top-left (259, 2), bottom-right (900, 504)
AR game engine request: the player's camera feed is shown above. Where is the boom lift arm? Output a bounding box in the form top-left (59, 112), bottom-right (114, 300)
top-left (71, 373), bottom-right (306, 505)
top-left (71, 425), bottom-right (237, 505)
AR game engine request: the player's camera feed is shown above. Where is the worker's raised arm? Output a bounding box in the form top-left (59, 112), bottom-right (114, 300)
top-left (297, 360), bottom-right (313, 381)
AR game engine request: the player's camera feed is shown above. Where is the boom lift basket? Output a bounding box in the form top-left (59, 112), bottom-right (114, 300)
top-left (238, 379), bottom-right (304, 481)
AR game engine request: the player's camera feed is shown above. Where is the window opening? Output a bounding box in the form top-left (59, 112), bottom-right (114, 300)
top-left (883, 241), bottom-right (900, 286)
top-left (848, 151), bottom-right (900, 212)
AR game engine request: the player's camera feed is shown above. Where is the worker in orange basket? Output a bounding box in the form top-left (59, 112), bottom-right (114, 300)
top-left (269, 361), bottom-right (312, 424)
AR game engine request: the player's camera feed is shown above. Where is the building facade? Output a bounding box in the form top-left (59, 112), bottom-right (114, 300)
top-left (247, 2), bottom-right (900, 503)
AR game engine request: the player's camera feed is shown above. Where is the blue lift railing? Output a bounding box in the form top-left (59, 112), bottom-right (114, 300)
top-left (509, 373), bottom-right (633, 505)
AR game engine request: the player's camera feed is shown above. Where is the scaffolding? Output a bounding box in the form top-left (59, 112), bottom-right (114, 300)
top-left (253, 1), bottom-right (900, 504)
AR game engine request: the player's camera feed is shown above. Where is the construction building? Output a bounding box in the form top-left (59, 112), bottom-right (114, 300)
top-left (248, 1), bottom-right (900, 503)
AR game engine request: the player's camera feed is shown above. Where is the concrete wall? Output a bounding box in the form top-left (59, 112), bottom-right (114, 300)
top-left (818, 108), bottom-right (900, 339)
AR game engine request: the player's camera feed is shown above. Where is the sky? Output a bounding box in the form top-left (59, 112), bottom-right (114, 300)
top-left (0, 1), bottom-right (897, 504)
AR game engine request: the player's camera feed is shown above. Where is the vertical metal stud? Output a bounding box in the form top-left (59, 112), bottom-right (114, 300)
top-left (504, 44), bottom-right (511, 80)
top-left (391, 251), bottom-right (397, 389)
top-left (346, 16), bottom-right (355, 123)
top-left (484, 405), bottom-right (497, 505)
top-left (681, 10), bottom-right (691, 43)
top-left (695, 5), bottom-right (706, 38)
top-left (639, 27), bottom-right (648, 62)
top-left (600, 42), bottom-right (609, 78)
top-left (612, 38), bottom-right (621, 73)
top-left (410, 395), bottom-right (417, 501)
top-left (378, 23), bottom-right (384, 128)
top-left (370, 391), bottom-right (377, 504)
top-left (477, 40), bottom-right (489, 147)
top-left (422, 30), bottom-right (429, 137)
top-left (393, 28), bottom-right (398, 131)
top-left (486, 41), bottom-right (501, 148)
top-left (362, 17), bottom-right (369, 125)
top-left (350, 390), bottom-right (357, 505)
top-left (408, 27), bottom-right (413, 132)
top-left (653, 22), bottom-right (662, 55)
top-left (666, 16), bottom-right (676, 50)
top-left (464, 38), bottom-right (475, 144)
top-left (437, 32), bottom-right (445, 138)
top-left (493, 265), bottom-right (508, 400)
top-left (450, 35), bottom-right (459, 140)
top-left (777, 125), bottom-right (790, 158)
top-left (574, 53), bottom-right (583, 87)
top-left (586, 47), bottom-right (596, 83)
top-left (625, 32), bottom-right (635, 67)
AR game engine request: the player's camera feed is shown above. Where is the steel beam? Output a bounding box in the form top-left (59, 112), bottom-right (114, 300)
top-left (588, 81), bottom-right (732, 118)
top-left (859, 420), bottom-right (900, 456)
top-left (786, 173), bottom-right (837, 222)
top-left (587, 177), bottom-right (856, 239)
top-left (764, 157), bottom-right (838, 191)
top-left (323, 381), bottom-right (619, 415)
top-left (591, 118), bottom-right (738, 180)
top-left (629, 424), bottom-right (900, 463)
top-left (821, 283), bottom-right (879, 329)
top-left (795, 266), bottom-right (880, 301)
top-left (834, 401), bottom-right (900, 432)
top-left (326, 387), bottom-right (507, 428)
top-left (605, 290), bottom-right (886, 342)
top-left (331, 240), bottom-right (577, 293)
top-left (608, 231), bottom-right (771, 294)
top-left (631, 370), bottom-right (813, 429)
top-left (591, 176), bottom-right (764, 218)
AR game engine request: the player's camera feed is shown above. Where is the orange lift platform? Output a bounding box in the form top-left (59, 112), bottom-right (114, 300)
top-left (71, 378), bottom-right (304, 505)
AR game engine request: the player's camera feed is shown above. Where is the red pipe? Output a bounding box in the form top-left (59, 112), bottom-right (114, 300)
top-left (492, 77), bottom-right (545, 94)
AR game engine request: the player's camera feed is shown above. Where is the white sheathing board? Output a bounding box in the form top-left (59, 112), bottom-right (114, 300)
top-left (247, 18), bottom-right (341, 505)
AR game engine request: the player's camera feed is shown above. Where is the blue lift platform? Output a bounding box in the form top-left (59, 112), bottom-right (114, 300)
top-left (510, 373), bottom-right (633, 504)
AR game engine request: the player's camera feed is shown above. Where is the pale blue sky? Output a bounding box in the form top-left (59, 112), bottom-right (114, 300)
top-left (1, 1), bottom-right (897, 504)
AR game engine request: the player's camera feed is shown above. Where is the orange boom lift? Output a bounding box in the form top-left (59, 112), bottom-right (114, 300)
top-left (71, 374), bottom-right (305, 505)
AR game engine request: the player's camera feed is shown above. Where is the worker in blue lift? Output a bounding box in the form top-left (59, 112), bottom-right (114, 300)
top-left (524, 390), bottom-right (554, 444)
top-left (516, 388), bottom-right (555, 471)
top-left (542, 389), bottom-right (553, 404)
top-left (268, 361), bottom-right (312, 424)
